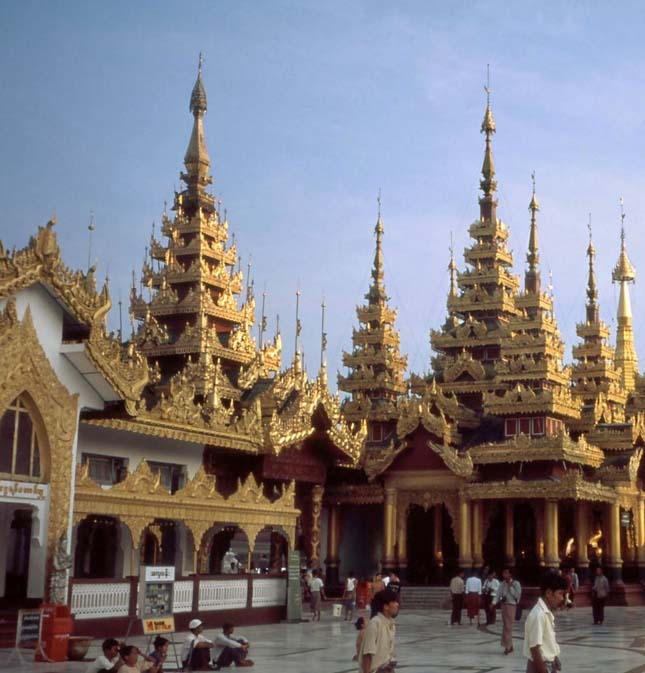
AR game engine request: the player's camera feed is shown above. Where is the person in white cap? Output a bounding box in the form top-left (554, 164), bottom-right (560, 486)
top-left (181, 619), bottom-right (213, 670)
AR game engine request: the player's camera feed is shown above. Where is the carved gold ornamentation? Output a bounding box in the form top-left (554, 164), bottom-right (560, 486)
top-left (74, 460), bottom-right (299, 557)
top-left (0, 302), bottom-right (78, 601)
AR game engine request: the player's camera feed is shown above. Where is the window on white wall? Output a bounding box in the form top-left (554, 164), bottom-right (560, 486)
top-left (0, 396), bottom-right (42, 480)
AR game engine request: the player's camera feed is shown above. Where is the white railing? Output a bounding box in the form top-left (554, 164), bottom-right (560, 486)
top-left (173, 580), bottom-right (194, 613)
top-left (198, 579), bottom-right (247, 611)
top-left (251, 577), bottom-right (287, 607)
top-left (71, 581), bottom-right (131, 620)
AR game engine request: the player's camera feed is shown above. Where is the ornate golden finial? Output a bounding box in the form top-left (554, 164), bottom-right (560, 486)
top-left (586, 214), bottom-right (598, 313)
top-left (448, 232), bottom-right (457, 299)
top-left (525, 172), bottom-right (540, 292)
top-left (320, 297), bottom-right (327, 369)
top-left (479, 67), bottom-right (497, 218)
top-left (246, 256), bottom-right (253, 300)
top-left (294, 288), bottom-right (302, 362)
top-left (259, 288), bottom-right (267, 348)
top-left (613, 196), bottom-right (636, 283)
top-left (87, 209), bottom-right (95, 273)
top-left (198, 52), bottom-right (203, 75)
top-left (367, 192), bottom-right (387, 304)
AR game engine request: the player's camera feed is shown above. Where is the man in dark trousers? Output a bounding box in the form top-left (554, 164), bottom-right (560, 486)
top-left (449, 570), bottom-right (465, 625)
top-left (591, 566), bottom-right (610, 625)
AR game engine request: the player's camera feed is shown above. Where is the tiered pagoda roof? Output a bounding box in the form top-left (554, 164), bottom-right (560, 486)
top-left (484, 182), bottom-right (581, 420)
top-left (338, 208), bottom-right (407, 429)
top-left (430, 92), bottom-right (520, 407)
top-left (570, 225), bottom-right (626, 430)
top-left (129, 60), bottom-right (281, 425)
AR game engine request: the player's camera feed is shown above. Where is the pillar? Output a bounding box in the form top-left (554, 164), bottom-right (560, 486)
top-left (504, 502), bottom-right (515, 567)
top-left (433, 505), bottom-right (444, 581)
top-left (534, 501), bottom-right (545, 567)
top-left (472, 500), bottom-right (484, 568)
top-left (637, 495), bottom-right (645, 581)
top-left (309, 484), bottom-right (324, 568)
top-left (544, 499), bottom-right (560, 569)
top-left (325, 504), bottom-right (341, 585)
top-left (383, 487), bottom-right (397, 573)
top-left (575, 501), bottom-right (590, 583)
top-left (396, 507), bottom-right (408, 580)
top-left (458, 496), bottom-right (473, 570)
top-left (607, 501), bottom-right (623, 583)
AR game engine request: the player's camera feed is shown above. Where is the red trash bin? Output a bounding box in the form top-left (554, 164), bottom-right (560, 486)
top-left (36, 604), bottom-right (73, 662)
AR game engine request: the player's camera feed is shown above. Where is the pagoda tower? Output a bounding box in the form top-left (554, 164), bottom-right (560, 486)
top-left (130, 59), bottom-right (280, 414)
top-left (430, 88), bottom-right (520, 411)
top-left (338, 205), bottom-right (407, 444)
top-left (571, 223), bottom-right (625, 428)
top-left (612, 203), bottom-right (638, 393)
top-left (484, 182), bottom-right (581, 435)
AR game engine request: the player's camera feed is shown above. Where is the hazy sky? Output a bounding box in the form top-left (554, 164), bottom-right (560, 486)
top-left (2, 1), bottom-right (645, 387)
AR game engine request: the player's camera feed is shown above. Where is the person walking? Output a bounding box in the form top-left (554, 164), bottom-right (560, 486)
top-left (310, 568), bottom-right (326, 621)
top-left (483, 570), bottom-right (500, 625)
top-left (449, 570), bottom-right (465, 625)
top-left (591, 566), bottom-right (610, 625)
top-left (496, 567), bottom-right (521, 654)
top-left (358, 589), bottom-right (399, 673)
top-left (523, 570), bottom-right (567, 672)
top-left (343, 570), bottom-right (358, 621)
top-left (465, 573), bottom-right (482, 626)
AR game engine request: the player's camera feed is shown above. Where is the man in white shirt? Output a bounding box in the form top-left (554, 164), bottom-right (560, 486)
top-left (343, 570), bottom-right (358, 621)
top-left (213, 623), bottom-right (253, 669)
top-left (181, 618), bottom-right (214, 670)
top-left (86, 638), bottom-right (124, 673)
top-left (465, 574), bottom-right (482, 626)
top-left (359, 589), bottom-right (399, 673)
top-left (524, 571), bottom-right (567, 673)
top-left (483, 570), bottom-right (500, 625)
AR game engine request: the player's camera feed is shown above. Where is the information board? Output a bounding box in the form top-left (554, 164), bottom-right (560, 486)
top-left (139, 565), bottom-right (175, 622)
top-left (286, 550), bottom-right (302, 622)
top-left (6, 609), bottom-right (49, 664)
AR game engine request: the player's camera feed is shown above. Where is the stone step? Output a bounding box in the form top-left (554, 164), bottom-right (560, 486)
top-left (400, 586), bottom-right (450, 609)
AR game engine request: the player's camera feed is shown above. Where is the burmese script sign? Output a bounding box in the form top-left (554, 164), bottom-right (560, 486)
top-left (7, 609), bottom-right (49, 664)
top-left (0, 480), bottom-right (47, 500)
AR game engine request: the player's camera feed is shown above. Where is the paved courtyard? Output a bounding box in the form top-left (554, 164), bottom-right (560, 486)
top-left (3, 606), bottom-right (645, 673)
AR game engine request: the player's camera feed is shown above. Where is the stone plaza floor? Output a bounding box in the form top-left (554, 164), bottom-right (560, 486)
top-left (3, 605), bottom-right (645, 673)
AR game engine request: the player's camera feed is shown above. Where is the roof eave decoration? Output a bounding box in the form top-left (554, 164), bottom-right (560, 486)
top-left (465, 472), bottom-right (616, 502)
top-left (0, 222), bottom-right (150, 410)
top-left (265, 370), bottom-right (365, 465)
top-left (483, 383), bottom-right (582, 418)
top-left (469, 431), bottom-right (605, 468)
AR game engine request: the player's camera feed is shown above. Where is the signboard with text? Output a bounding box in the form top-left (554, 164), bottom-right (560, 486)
top-left (286, 551), bottom-right (302, 622)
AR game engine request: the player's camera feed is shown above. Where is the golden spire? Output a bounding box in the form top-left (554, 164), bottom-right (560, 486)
top-left (479, 66), bottom-right (498, 222)
top-left (586, 215), bottom-right (599, 324)
top-left (448, 233), bottom-right (457, 300)
top-left (525, 172), bottom-right (541, 294)
top-left (612, 197), bottom-right (638, 391)
top-left (366, 190), bottom-right (388, 304)
top-left (319, 298), bottom-right (328, 382)
top-left (182, 54), bottom-right (212, 212)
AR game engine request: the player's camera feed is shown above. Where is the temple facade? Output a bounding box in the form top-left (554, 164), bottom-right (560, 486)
top-left (1, 63), bottom-right (645, 624)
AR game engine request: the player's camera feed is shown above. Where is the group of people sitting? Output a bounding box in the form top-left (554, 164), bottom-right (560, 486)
top-left (86, 637), bottom-right (170, 673)
top-left (86, 619), bottom-right (253, 672)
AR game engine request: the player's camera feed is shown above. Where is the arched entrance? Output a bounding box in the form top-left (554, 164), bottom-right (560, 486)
top-left (252, 526), bottom-right (289, 573)
top-left (207, 525), bottom-right (249, 574)
top-left (406, 504), bottom-right (458, 584)
top-left (74, 516), bottom-right (120, 578)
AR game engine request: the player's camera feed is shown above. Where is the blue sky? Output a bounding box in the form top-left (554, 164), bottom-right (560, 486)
top-left (2, 1), bottom-right (645, 385)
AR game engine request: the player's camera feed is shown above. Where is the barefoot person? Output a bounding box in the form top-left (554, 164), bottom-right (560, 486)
top-left (524, 571), bottom-right (567, 672)
top-left (86, 638), bottom-right (124, 673)
top-left (181, 619), bottom-right (214, 670)
top-left (213, 623), bottom-right (253, 668)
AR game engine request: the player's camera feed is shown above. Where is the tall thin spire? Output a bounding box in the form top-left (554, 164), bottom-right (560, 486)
top-left (320, 298), bottom-right (327, 371)
top-left (525, 172), bottom-right (540, 294)
top-left (586, 215), bottom-right (599, 324)
top-left (479, 65), bottom-right (498, 223)
top-left (448, 232), bottom-right (457, 300)
top-left (612, 197), bottom-right (638, 391)
top-left (182, 53), bottom-right (212, 212)
top-left (294, 288), bottom-right (302, 366)
top-left (366, 191), bottom-right (387, 304)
